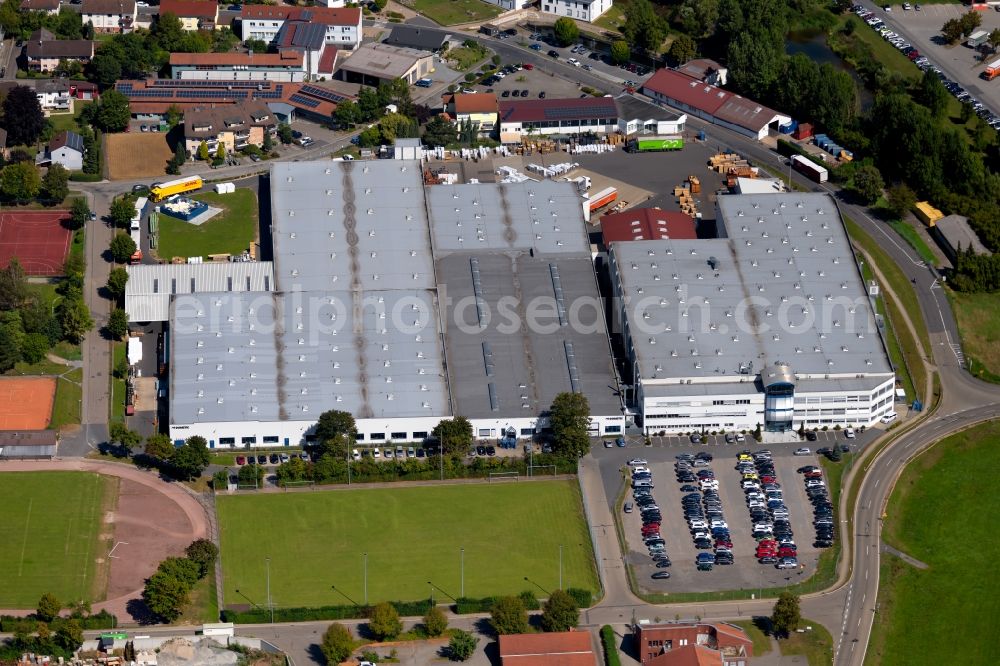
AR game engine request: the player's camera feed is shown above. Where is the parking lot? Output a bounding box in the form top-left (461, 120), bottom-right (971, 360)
top-left (467, 62), bottom-right (600, 100)
top-left (858, 3), bottom-right (1000, 124)
top-left (595, 429), bottom-right (876, 594)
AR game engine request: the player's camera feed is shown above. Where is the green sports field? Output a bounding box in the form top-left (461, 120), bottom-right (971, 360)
top-left (868, 421), bottom-right (1000, 665)
top-left (0, 472), bottom-right (115, 607)
top-left (216, 480), bottom-right (598, 607)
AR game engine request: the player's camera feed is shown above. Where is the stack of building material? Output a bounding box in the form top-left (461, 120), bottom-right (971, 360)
top-left (708, 152), bottom-right (751, 174)
top-left (688, 176), bottom-right (701, 194)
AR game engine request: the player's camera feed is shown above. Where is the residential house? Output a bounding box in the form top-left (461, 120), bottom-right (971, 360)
top-left (498, 631), bottom-right (597, 665)
top-left (158, 0), bottom-right (219, 31)
top-left (240, 6), bottom-right (362, 51)
top-left (444, 93), bottom-right (498, 135)
top-left (170, 51), bottom-right (306, 82)
top-left (274, 21), bottom-right (339, 80)
top-left (38, 130), bottom-right (85, 170)
top-left (81, 0), bottom-right (137, 33)
top-left (540, 0), bottom-right (613, 23)
top-left (337, 43), bottom-right (433, 86)
top-left (25, 29), bottom-right (95, 73)
top-left (19, 0), bottom-right (60, 15)
top-left (182, 99), bottom-right (277, 158)
top-left (635, 622), bottom-right (753, 666)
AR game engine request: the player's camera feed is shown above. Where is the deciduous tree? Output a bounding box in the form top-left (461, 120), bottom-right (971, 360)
top-left (108, 421), bottom-right (141, 456)
top-left (549, 392), bottom-right (590, 458)
top-left (848, 164), bottom-right (884, 205)
top-left (423, 605), bottom-right (448, 637)
top-left (610, 40), bottom-right (630, 65)
top-left (69, 197), bottom-right (90, 230)
top-left (144, 433), bottom-right (175, 460)
top-left (885, 183), bottom-right (916, 219)
top-left (553, 17), bottom-right (579, 47)
top-left (2, 85), bottom-right (45, 146)
top-left (448, 630), bottom-right (478, 661)
top-left (56, 296), bottom-right (92, 343)
top-left (432, 416), bottom-right (473, 455)
top-left (107, 307), bottom-right (129, 339)
top-left (320, 623), bottom-right (354, 664)
top-left (490, 596), bottom-right (528, 635)
top-left (368, 602), bottom-right (402, 641)
top-left (170, 435), bottom-right (211, 480)
top-left (109, 194), bottom-right (136, 228)
top-left (667, 35), bottom-right (696, 66)
top-left (36, 593), bottom-right (61, 622)
top-left (770, 591), bottom-right (801, 638)
top-left (142, 570), bottom-right (189, 621)
top-left (95, 90), bottom-right (131, 133)
top-left (422, 115), bottom-right (457, 147)
top-left (621, 0), bottom-right (666, 53)
top-left (42, 164), bottom-right (69, 203)
top-left (1, 162), bottom-right (41, 202)
top-left (539, 589), bottom-right (579, 632)
top-left (109, 233), bottom-right (137, 263)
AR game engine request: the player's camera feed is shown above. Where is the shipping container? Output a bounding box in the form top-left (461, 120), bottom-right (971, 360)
top-left (587, 187), bottom-right (618, 212)
top-left (793, 123), bottom-right (813, 140)
top-left (791, 155), bottom-right (829, 183)
top-left (779, 120), bottom-right (798, 134)
top-left (629, 136), bottom-right (684, 152)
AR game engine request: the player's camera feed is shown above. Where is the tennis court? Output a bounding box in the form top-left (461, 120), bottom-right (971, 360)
top-left (0, 377), bottom-right (56, 429)
top-left (0, 210), bottom-right (72, 276)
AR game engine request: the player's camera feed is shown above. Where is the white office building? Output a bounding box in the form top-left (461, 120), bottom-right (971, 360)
top-left (540, 0), bottom-right (613, 23)
top-left (608, 193), bottom-right (896, 435)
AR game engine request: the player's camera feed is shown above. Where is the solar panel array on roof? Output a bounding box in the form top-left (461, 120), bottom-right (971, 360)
top-left (289, 93), bottom-right (320, 108)
top-left (301, 84), bottom-right (348, 103)
top-left (153, 79), bottom-right (264, 88)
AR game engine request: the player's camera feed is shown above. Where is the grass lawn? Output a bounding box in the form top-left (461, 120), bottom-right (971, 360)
top-left (410, 0), bottom-right (500, 26)
top-left (110, 341), bottom-right (126, 423)
top-left (947, 289), bottom-right (1000, 383)
top-left (0, 471), bottom-right (115, 607)
top-left (216, 480), bottom-right (598, 607)
top-left (730, 620), bottom-right (772, 656)
top-left (869, 421), bottom-right (1000, 665)
top-left (5, 358), bottom-right (72, 376)
top-left (179, 568), bottom-right (220, 625)
top-left (593, 1), bottom-right (627, 32)
top-left (444, 45), bottom-right (488, 71)
top-left (51, 340), bottom-right (82, 362)
top-left (156, 189), bottom-right (258, 260)
top-left (857, 260), bottom-right (916, 402)
top-left (777, 620), bottom-right (833, 666)
top-left (48, 101), bottom-right (92, 135)
top-left (50, 367), bottom-right (83, 430)
top-left (886, 219), bottom-right (937, 266)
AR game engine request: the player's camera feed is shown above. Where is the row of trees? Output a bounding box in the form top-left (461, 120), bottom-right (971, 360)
top-left (141, 539), bottom-right (219, 621)
top-left (322, 604), bottom-right (478, 663)
top-left (490, 590), bottom-right (580, 635)
top-left (0, 162), bottom-right (69, 204)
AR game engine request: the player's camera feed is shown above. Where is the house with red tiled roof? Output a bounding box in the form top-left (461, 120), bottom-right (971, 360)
top-left (444, 93), bottom-right (498, 135)
top-left (158, 0), bottom-right (219, 31)
top-left (498, 96), bottom-right (619, 142)
top-left (635, 622), bottom-right (753, 666)
top-left (19, 0), bottom-right (59, 15)
top-left (498, 631), bottom-right (598, 666)
top-left (601, 208), bottom-right (698, 245)
top-left (640, 68), bottom-right (789, 141)
top-left (241, 5), bottom-right (362, 51)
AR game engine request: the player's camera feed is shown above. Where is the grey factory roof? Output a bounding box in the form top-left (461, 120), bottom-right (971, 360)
top-left (338, 43), bottom-right (430, 80)
top-left (438, 252), bottom-right (620, 419)
top-left (934, 214), bottom-right (990, 256)
top-left (270, 160), bottom-right (435, 292)
top-left (613, 193), bottom-right (893, 387)
top-left (125, 262), bottom-right (275, 322)
top-left (427, 180), bottom-right (590, 256)
top-left (169, 290), bottom-right (450, 425)
top-left (614, 92), bottom-right (682, 123)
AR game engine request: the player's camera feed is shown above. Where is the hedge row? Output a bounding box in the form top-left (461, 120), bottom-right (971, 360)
top-left (600, 625), bottom-right (621, 666)
top-left (453, 588), bottom-right (592, 614)
top-left (69, 172), bottom-right (102, 182)
top-left (221, 599), bottom-right (432, 623)
top-left (0, 610), bottom-right (117, 633)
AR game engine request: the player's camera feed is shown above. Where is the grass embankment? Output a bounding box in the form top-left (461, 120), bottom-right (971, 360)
top-left (50, 367), bottom-right (83, 429)
top-left (216, 481), bottom-right (598, 607)
top-left (409, 0), bottom-right (500, 26)
top-left (857, 259), bottom-right (916, 402)
top-left (844, 216), bottom-right (929, 400)
top-left (155, 189), bottom-right (257, 260)
top-left (947, 290), bottom-right (1000, 383)
top-left (179, 568), bottom-right (220, 625)
top-left (886, 219), bottom-right (937, 266)
top-left (0, 472), bottom-right (114, 606)
top-left (779, 619), bottom-right (833, 666)
top-left (867, 421), bottom-right (1000, 666)
top-left (730, 620), bottom-right (772, 656)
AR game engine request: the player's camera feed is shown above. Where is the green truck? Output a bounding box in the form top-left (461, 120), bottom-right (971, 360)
top-left (629, 136), bottom-right (685, 152)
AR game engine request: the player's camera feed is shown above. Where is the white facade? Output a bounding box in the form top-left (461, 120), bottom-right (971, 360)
top-left (314, 0), bottom-right (347, 6)
top-left (173, 67), bottom-right (306, 83)
top-left (618, 114), bottom-right (686, 137)
top-left (49, 144), bottom-right (83, 170)
top-left (82, 4), bottom-right (137, 33)
top-left (540, 0), bottom-right (612, 22)
top-left (242, 17), bottom-right (284, 42)
top-left (242, 16), bottom-right (361, 50)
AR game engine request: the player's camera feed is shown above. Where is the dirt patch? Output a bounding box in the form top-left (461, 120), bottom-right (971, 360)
top-left (0, 376), bottom-right (56, 428)
top-left (106, 133), bottom-right (174, 180)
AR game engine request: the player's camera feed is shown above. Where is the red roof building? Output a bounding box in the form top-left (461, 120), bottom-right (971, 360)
top-left (640, 69), bottom-right (789, 141)
top-left (601, 208), bottom-right (697, 245)
top-left (159, 0), bottom-right (218, 20)
top-left (498, 631), bottom-right (597, 666)
top-left (635, 623), bottom-right (753, 666)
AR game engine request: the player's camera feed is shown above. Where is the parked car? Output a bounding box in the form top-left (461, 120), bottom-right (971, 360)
top-left (794, 447), bottom-right (811, 456)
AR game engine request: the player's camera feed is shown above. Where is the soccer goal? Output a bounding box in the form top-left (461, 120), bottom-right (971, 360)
top-left (527, 464), bottom-right (558, 477)
top-left (488, 471), bottom-right (520, 483)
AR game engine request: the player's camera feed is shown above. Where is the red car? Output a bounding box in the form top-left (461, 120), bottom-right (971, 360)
top-left (715, 540), bottom-right (733, 549)
top-left (778, 547), bottom-right (797, 558)
top-left (523, 63), bottom-right (534, 70)
top-left (760, 475), bottom-right (777, 484)
top-left (805, 471), bottom-right (823, 479)
top-left (236, 456), bottom-right (246, 465)
top-left (642, 526), bottom-right (660, 535)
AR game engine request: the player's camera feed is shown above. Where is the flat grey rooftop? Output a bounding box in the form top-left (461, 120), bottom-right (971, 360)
top-left (615, 92), bottom-right (682, 123)
top-left (427, 180), bottom-right (590, 256)
top-left (614, 193), bottom-right (893, 384)
top-left (438, 253), bottom-right (620, 419)
top-left (125, 262), bottom-right (274, 323)
top-left (270, 160), bottom-right (434, 293)
top-left (169, 289), bottom-right (450, 425)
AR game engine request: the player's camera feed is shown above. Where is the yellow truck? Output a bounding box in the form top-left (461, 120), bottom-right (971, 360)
top-left (150, 176), bottom-right (203, 202)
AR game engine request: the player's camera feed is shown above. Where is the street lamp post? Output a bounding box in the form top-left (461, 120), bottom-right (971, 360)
top-left (559, 544), bottom-right (563, 591)
top-left (460, 548), bottom-right (465, 598)
top-left (265, 557), bottom-right (273, 624)
top-left (363, 552), bottom-right (368, 606)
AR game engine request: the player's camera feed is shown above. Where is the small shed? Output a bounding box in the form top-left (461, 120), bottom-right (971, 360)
top-left (0, 430), bottom-right (58, 459)
top-left (393, 138), bottom-right (422, 160)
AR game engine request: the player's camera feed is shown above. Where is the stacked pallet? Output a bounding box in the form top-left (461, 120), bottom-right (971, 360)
top-left (674, 182), bottom-right (698, 217)
top-left (708, 152), bottom-right (751, 174)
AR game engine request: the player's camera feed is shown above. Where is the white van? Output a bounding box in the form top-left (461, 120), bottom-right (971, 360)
top-left (880, 412), bottom-right (898, 424)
